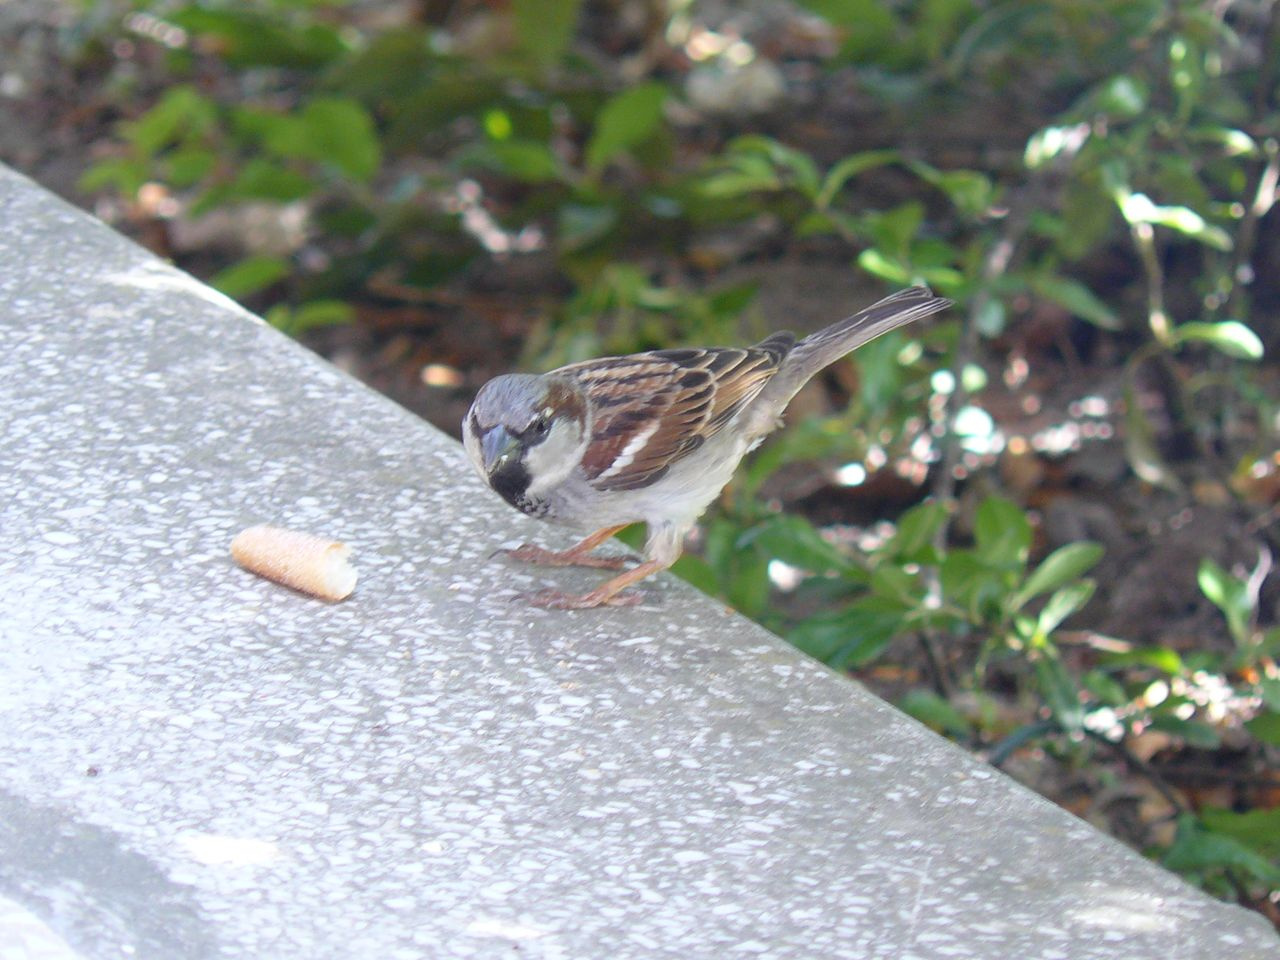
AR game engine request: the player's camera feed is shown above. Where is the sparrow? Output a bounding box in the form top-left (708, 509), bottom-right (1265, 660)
top-left (463, 286), bottom-right (951, 609)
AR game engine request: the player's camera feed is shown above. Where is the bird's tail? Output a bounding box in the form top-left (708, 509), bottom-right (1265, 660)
top-left (745, 286), bottom-right (951, 436)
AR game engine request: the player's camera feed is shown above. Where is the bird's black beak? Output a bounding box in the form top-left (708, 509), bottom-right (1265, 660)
top-left (480, 426), bottom-right (521, 476)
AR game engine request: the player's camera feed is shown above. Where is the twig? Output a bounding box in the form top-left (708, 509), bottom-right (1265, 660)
top-left (987, 718), bottom-right (1060, 767)
top-left (1085, 728), bottom-right (1190, 817)
top-left (916, 629), bottom-right (954, 698)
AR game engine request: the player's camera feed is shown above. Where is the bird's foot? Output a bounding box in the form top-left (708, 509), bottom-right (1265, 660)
top-left (499, 543), bottom-right (632, 570)
top-left (520, 587), bottom-right (645, 610)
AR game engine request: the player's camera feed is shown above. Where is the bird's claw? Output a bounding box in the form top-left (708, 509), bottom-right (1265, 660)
top-left (519, 588), bottom-right (645, 610)
top-left (500, 543), bottom-right (632, 570)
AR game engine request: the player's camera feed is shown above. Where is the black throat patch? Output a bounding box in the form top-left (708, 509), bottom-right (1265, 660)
top-left (489, 459), bottom-right (544, 517)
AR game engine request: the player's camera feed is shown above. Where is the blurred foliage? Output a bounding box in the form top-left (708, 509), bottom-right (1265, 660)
top-left (68, 0), bottom-right (1280, 916)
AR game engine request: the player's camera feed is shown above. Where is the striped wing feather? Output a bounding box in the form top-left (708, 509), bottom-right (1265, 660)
top-left (561, 340), bottom-right (792, 492)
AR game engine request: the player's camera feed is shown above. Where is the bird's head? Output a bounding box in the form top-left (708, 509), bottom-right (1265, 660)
top-left (462, 374), bottom-right (590, 504)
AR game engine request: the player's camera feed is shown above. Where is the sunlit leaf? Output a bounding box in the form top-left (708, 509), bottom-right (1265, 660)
top-left (1024, 123), bottom-right (1090, 169)
top-left (1170, 321), bottom-right (1263, 360)
top-left (1092, 74), bottom-right (1148, 119)
top-left (1115, 191), bottom-right (1232, 250)
top-left (1100, 646), bottom-right (1184, 675)
top-left (1013, 542), bottom-right (1104, 609)
top-left (1197, 557), bottom-right (1252, 642)
top-left (857, 248), bottom-right (912, 284)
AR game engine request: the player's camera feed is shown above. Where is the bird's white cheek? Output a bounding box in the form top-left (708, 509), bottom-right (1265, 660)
top-left (524, 419), bottom-right (586, 497)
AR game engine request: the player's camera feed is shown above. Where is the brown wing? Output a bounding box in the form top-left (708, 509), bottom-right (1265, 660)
top-left (558, 336), bottom-right (793, 492)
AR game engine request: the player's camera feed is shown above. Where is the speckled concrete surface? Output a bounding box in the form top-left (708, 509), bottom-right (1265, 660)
top-left (0, 164), bottom-right (1275, 960)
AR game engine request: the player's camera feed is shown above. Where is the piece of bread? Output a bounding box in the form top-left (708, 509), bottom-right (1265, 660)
top-left (230, 525), bottom-right (357, 602)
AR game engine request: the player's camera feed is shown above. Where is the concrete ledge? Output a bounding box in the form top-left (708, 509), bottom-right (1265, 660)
top-left (0, 163), bottom-right (1275, 959)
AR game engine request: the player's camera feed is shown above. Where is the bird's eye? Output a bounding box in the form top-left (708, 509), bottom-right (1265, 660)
top-left (529, 414), bottom-right (551, 439)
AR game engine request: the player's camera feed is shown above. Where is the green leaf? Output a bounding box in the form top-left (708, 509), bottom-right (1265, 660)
top-left (210, 255), bottom-right (290, 299)
top-left (1100, 645), bottom-right (1184, 675)
top-left (1200, 807), bottom-right (1280, 859)
top-left (1024, 123), bottom-right (1090, 170)
top-left (585, 83), bottom-right (668, 175)
top-left (79, 157), bottom-right (149, 196)
top-left (885, 501), bottom-right (948, 562)
top-left (940, 550), bottom-right (1008, 622)
top-left (165, 146), bottom-right (217, 187)
top-left (459, 140), bottom-right (565, 183)
top-left (737, 514), bottom-right (853, 574)
top-left (296, 98), bottom-right (382, 182)
top-left (126, 85), bottom-right (217, 156)
top-left (898, 690), bottom-right (972, 736)
top-left (1092, 75), bottom-right (1148, 118)
top-left (973, 497), bottom-right (1031, 570)
top-left (270, 299), bottom-right (355, 336)
top-left (1245, 710), bottom-right (1280, 746)
top-left (796, 0), bottom-right (897, 60)
top-left (1150, 715), bottom-right (1222, 749)
top-left (1123, 381), bottom-right (1182, 491)
top-left (1260, 678), bottom-right (1280, 712)
top-left (1013, 542), bottom-right (1104, 610)
top-left (869, 565), bottom-right (922, 606)
top-left (725, 543), bottom-right (771, 620)
top-left (170, 8), bottom-right (346, 69)
top-left (514, 0), bottom-right (584, 68)
top-left (1028, 275), bottom-right (1122, 330)
top-left (558, 204), bottom-right (618, 252)
top-left (1164, 814), bottom-right (1280, 885)
top-left (1034, 654), bottom-right (1085, 732)
top-left (1114, 191), bottom-right (1232, 251)
top-left (909, 162), bottom-right (993, 218)
top-left (257, 99), bottom-right (381, 182)
top-left (857, 248), bottom-right (913, 285)
top-left (817, 149), bottom-right (899, 207)
top-left (788, 597), bottom-right (906, 667)
top-left (1170, 321), bottom-right (1264, 360)
top-left (223, 159), bottom-right (315, 203)
top-left (1197, 558), bottom-right (1251, 642)
top-left (1035, 580), bottom-right (1096, 638)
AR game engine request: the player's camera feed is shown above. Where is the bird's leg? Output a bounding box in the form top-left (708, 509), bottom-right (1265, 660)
top-left (500, 524), bottom-right (633, 570)
top-left (525, 558), bottom-right (671, 610)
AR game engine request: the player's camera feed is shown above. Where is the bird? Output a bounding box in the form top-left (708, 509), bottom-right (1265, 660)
top-left (462, 286), bottom-right (951, 609)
